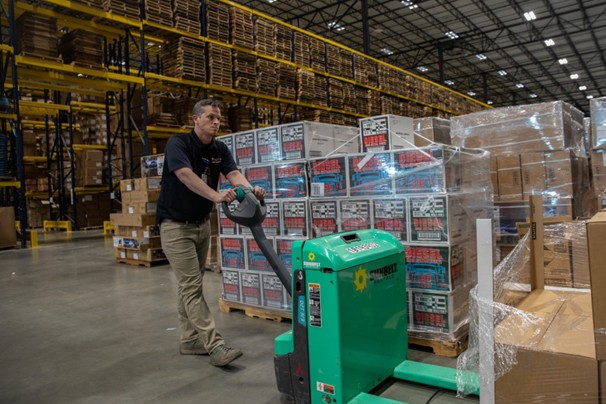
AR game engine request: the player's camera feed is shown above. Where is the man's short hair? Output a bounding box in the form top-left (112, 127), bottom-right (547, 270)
top-left (192, 99), bottom-right (223, 116)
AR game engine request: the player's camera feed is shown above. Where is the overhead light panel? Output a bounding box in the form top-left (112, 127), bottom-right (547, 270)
top-left (468, 91), bottom-right (476, 96)
top-left (445, 31), bottom-right (459, 39)
top-left (444, 80), bottom-right (454, 85)
top-left (558, 58), bottom-right (568, 65)
top-left (529, 93), bottom-right (538, 98)
top-left (328, 21), bottom-right (345, 31)
top-left (401, 0), bottom-right (411, 5)
top-left (570, 73), bottom-right (579, 79)
top-left (409, 4), bottom-right (418, 9)
top-left (417, 66), bottom-right (428, 72)
top-left (516, 83), bottom-right (524, 88)
top-left (524, 11), bottom-right (537, 21)
top-left (579, 85), bottom-right (587, 91)
top-left (476, 53), bottom-right (487, 61)
top-left (544, 39), bottom-right (555, 47)
top-left (487, 100), bottom-right (494, 105)
top-left (266, 0), bottom-right (277, 3)
top-left (587, 95), bottom-right (594, 99)
top-left (381, 48), bottom-right (394, 55)
top-left (498, 70), bottom-right (507, 76)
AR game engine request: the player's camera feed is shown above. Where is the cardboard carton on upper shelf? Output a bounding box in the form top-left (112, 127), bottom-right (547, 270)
top-left (359, 114), bottom-right (414, 152)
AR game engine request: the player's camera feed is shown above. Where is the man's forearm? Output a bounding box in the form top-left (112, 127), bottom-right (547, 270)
top-left (175, 167), bottom-right (220, 202)
top-left (226, 170), bottom-right (252, 189)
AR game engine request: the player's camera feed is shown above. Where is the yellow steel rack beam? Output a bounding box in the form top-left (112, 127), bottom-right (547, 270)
top-left (71, 102), bottom-right (116, 112)
top-left (220, 0), bottom-right (490, 110)
top-left (22, 120), bottom-right (79, 130)
top-left (20, 100), bottom-right (70, 112)
top-left (147, 126), bottom-right (190, 134)
top-left (23, 156), bottom-right (47, 163)
top-left (17, 69), bottom-right (126, 93)
top-left (74, 186), bottom-right (109, 195)
top-left (16, 56), bottom-right (144, 85)
top-left (0, 44), bottom-right (13, 53)
top-left (72, 144), bottom-right (106, 151)
top-left (0, 181), bottom-right (20, 188)
top-left (0, 113), bottom-right (17, 120)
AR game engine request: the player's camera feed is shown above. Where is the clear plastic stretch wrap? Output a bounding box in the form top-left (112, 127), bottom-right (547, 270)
top-left (457, 221), bottom-right (597, 402)
top-left (219, 118), bottom-right (495, 344)
top-left (590, 96), bottom-right (606, 149)
top-left (451, 100), bottom-right (586, 157)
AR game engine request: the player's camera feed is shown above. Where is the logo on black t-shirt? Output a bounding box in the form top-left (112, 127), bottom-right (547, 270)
top-left (212, 157), bottom-right (222, 164)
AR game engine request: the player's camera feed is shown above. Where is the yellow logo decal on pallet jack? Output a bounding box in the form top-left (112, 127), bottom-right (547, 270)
top-left (308, 252), bottom-right (316, 261)
top-left (354, 267), bottom-right (368, 292)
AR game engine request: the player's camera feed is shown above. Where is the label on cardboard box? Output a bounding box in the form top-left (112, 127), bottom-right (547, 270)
top-left (246, 165), bottom-right (274, 199)
top-left (339, 199), bottom-right (371, 232)
top-left (246, 237), bottom-right (272, 271)
top-left (275, 161), bottom-right (308, 198)
top-left (410, 196), bottom-right (449, 243)
top-left (234, 131), bottom-right (256, 166)
top-left (255, 127), bottom-right (281, 163)
top-left (281, 123), bottom-right (306, 160)
top-left (241, 271), bottom-right (262, 306)
top-left (348, 153), bottom-right (393, 196)
top-left (222, 270), bottom-right (241, 302)
top-left (219, 202), bottom-right (239, 235)
top-left (404, 244), bottom-right (463, 291)
top-left (309, 156), bottom-right (348, 197)
top-left (372, 198), bottom-right (407, 241)
top-left (310, 200), bottom-right (338, 238)
top-left (262, 273), bottom-right (286, 309)
top-left (220, 236), bottom-right (246, 269)
top-left (241, 201), bottom-right (280, 236)
top-left (282, 200), bottom-right (309, 237)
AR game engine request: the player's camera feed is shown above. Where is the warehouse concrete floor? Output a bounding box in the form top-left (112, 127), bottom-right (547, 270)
top-left (0, 231), bottom-right (478, 404)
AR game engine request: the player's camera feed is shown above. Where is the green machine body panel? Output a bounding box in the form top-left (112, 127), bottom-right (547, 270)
top-left (298, 230), bottom-right (408, 404)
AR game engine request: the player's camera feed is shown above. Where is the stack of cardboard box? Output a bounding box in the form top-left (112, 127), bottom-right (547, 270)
top-left (75, 150), bottom-right (104, 187)
top-left (110, 177), bottom-right (165, 266)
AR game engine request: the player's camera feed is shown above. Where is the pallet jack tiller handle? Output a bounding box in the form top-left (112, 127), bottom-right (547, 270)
top-left (222, 186), bottom-right (292, 296)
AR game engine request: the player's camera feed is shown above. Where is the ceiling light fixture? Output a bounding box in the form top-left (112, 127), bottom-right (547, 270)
top-left (487, 100), bottom-right (494, 105)
top-left (558, 58), bottom-right (568, 65)
top-left (516, 83), bottom-right (525, 89)
top-left (524, 11), bottom-right (537, 21)
top-left (445, 31), bottom-right (459, 39)
top-left (587, 95), bottom-right (594, 99)
top-left (498, 70), bottom-right (507, 76)
top-left (381, 48), bottom-right (394, 55)
top-left (417, 66), bottom-right (428, 72)
top-left (444, 80), bottom-right (454, 85)
top-left (476, 53), bottom-right (487, 61)
top-left (544, 39), bottom-right (555, 47)
top-left (579, 85), bottom-right (587, 91)
top-left (328, 21), bottom-right (345, 31)
top-left (529, 93), bottom-right (538, 98)
top-left (570, 73), bottom-right (579, 79)
top-left (409, 4), bottom-right (418, 9)
top-left (267, 0), bottom-right (277, 3)
top-left (468, 91), bottom-right (476, 96)
top-left (401, 0), bottom-right (411, 5)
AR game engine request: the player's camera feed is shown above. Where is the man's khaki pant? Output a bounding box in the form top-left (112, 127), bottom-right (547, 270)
top-left (160, 220), bottom-right (224, 353)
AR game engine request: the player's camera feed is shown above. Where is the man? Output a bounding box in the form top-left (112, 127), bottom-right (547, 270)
top-left (157, 99), bottom-right (265, 367)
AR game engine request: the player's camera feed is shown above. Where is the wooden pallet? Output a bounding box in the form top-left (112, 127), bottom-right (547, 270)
top-left (408, 333), bottom-right (468, 358)
top-left (206, 1), bottom-right (230, 43)
top-left (230, 7), bottom-right (254, 49)
top-left (116, 258), bottom-right (167, 268)
top-left (218, 298), bottom-right (291, 322)
top-left (275, 24), bottom-right (292, 61)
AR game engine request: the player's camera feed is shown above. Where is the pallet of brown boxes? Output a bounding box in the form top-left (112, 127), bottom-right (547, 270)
top-left (457, 199), bottom-right (604, 403)
top-left (110, 166), bottom-right (166, 267)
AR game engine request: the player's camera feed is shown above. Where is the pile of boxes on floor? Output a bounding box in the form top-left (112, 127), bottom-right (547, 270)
top-left (110, 154), bottom-right (166, 266)
top-left (457, 214), bottom-right (606, 402)
top-left (218, 117), bottom-right (494, 343)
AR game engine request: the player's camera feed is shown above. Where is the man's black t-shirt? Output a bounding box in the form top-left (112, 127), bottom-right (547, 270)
top-left (156, 131), bottom-right (238, 223)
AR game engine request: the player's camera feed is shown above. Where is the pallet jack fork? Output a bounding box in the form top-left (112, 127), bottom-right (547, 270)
top-left (223, 187), bottom-right (480, 404)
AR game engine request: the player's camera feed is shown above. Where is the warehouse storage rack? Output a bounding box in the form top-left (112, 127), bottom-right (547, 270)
top-left (0, 0), bottom-right (489, 244)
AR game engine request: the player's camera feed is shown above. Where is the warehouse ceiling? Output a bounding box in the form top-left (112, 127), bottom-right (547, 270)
top-left (236, 0), bottom-right (606, 115)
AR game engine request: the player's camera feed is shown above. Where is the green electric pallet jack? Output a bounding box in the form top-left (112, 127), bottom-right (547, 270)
top-left (224, 188), bottom-right (479, 404)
